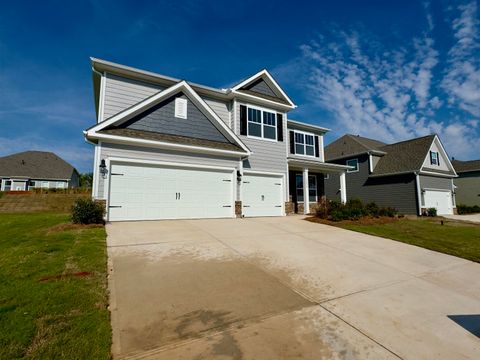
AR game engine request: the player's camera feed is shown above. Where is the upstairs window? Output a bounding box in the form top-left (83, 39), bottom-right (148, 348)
top-left (346, 159), bottom-right (359, 172)
top-left (430, 151), bottom-right (439, 166)
top-left (247, 106), bottom-right (277, 140)
top-left (294, 131), bottom-right (315, 156)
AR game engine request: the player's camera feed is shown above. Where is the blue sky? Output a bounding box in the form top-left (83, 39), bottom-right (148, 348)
top-left (0, 0), bottom-right (478, 172)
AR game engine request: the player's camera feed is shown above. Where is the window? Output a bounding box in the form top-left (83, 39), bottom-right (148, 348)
top-left (295, 174), bottom-right (317, 202)
top-left (247, 106), bottom-right (277, 140)
top-left (293, 131), bottom-right (315, 157)
top-left (41, 181), bottom-right (49, 188)
top-left (430, 151), bottom-right (439, 166)
top-left (28, 180), bottom-right (36, 190)
top-left (56, 182), bottom-right (65, 189)
top-left (346, 159), bottom-right (359, 172)
top-left (4, 180), bottom-right (11, 191)
top-left (174, 98), bottom-right (188, 119)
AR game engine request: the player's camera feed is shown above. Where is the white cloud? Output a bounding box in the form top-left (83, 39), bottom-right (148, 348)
top-left (274, 2), bottom-right (480, 160)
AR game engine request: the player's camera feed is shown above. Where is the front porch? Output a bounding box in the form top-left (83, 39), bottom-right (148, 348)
top-left (287, 159), bottom-right (350, 215)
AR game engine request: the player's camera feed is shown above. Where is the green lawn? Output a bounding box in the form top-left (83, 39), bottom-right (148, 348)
top-left (339, 218), bottom-right (480, 263)
top-left (0, 213), bottom-right (111, 359)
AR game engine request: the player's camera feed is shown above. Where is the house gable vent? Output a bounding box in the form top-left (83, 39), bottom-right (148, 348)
top-left (175, 97), bottom-right (188, 119)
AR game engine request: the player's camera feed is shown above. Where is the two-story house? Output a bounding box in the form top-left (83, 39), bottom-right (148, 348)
top-left (84, 58), bottom-right (349, 221)
top-left (324, 134), bottom-right (458, 215)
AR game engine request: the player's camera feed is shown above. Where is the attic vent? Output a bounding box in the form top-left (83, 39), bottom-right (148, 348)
top-left (175, 98), bottom-right (187, 119)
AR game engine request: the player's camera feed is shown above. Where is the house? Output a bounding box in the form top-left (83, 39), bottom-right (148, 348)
top-left (84, 58), bottom-right (350, 221)
top-left (324, 134), bottom-right (458, 215)
top-left (0, 151), bottom-right (80, 191)
top-left (452, 159), bottom-right (480, 206)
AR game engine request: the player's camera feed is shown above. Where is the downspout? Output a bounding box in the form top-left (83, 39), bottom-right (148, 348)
top-left (415, 172), bottom-right (422, 215)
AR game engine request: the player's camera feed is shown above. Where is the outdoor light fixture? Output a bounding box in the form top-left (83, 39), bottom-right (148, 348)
top-left (237, 170), bottom-right (242, 182)
top-left (99, 159), bottom-right (108, 178)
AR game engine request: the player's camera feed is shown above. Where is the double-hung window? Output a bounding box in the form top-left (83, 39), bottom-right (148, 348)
top-left (430, 151), bottom-right (439, 166)
top-left (346, 159), bottom-right (359, 172)
top-left (247, 106), bottom-right (277, 140)
top-left (295, 174), bottom-right (317, 202)
top-left (294, 131), bottom-right (315, 156)
top-left (3, 180), bottom-right (11, 191)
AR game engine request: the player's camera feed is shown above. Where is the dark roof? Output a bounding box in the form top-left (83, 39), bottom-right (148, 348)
top-left (0, 151), bottom-right (77, 180)
top-left (325, 134), bottom-right (387, 160)
top-left (372, 135), bottom-right (436, 176)
top-left (100, 128), bottom-right (245, 152)
top-left (452, 159), bottom-right (480, 173)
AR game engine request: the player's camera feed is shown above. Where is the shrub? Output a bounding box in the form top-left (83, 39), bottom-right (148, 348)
top-left (364, 202), bottom-right (380, 217)
top-left (426, 207), bottom-right (437, 217)
top-left (71, 198), bottom-right (105, 224)
top-left (457, 204), bottom-right (480, 215)
top-left (316, 199), bottom-right (397, 221)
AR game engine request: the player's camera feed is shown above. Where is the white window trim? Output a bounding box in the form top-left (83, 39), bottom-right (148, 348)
top-left (346, 158), bottom-right (359, 173)
top-left (430, 151), bottom-right (439, 166)
top-left (293, 130), bottom-right (316, 158)
top-left (246, 105), bottom-right (277, 142)
top-left (295, 174), bottom-right (318, 203)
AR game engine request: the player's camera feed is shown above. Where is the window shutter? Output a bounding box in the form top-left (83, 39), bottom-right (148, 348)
top-left (289, 131), bottom-right (295, 154)
top-left (314, 135), bottom-right (320, 158)
top-left (276, 113), bottom-right (283, 141)
top-left (240, 105), bottom-right (247, 135)
top-left (437, 152), bottom-right (440, 166)
top-left (429, 151), bottom-right (433, 164)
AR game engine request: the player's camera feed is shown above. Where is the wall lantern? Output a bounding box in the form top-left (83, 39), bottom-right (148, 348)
top-left (237, 170), bottom-right (242, 182)
top-left (99, 159), bottom-right (108, 178)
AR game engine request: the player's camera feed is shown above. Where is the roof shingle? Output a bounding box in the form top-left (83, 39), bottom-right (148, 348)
top-left (452, 159), bottom-right (480, 173)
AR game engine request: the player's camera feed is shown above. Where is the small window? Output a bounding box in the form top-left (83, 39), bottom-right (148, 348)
top-left (295, 133), bottom-right (305, 154)
top-left (347, 159), bottom-right (359, 172)
top-left (263, 111), bottom-right (276, 140)
top-left (42, 181), bottom-right (49, 188)
top-left (174, 98), bottom-right (188, 119)
top-left (4, 180), bottom-right (11, 191)
top-left (430, 151), bottom-right (439, 166)
top-left (293, 131), bottom-right (315, 157)
top-left (56, 182), bottom-right (65, 189)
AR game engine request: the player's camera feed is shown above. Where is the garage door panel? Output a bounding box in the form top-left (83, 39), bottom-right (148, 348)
top-left (424, 190), bottom-right (453, 215)
top-left (243, 174), bottom-right (283, 217)
top-left (108, 163), bottom-right (233, 221)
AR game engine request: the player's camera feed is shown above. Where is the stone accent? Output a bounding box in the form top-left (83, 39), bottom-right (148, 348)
top-left (235, 201), bottom-right (242, 217)
top-left (297, 202), bottom-right (320, 215)
top-left (285, 201), bottom-right (294, 215)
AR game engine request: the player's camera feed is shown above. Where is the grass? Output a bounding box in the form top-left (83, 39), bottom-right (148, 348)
top-left (0, 213), bottom-right (111, 359)
top-left (336, 217), bottom-right (480, 263)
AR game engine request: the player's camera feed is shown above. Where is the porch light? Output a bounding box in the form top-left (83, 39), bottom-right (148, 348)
top-left (99, 159), bottom-right (108, 178)
top-left (237, 170), bottom-right (242, 182)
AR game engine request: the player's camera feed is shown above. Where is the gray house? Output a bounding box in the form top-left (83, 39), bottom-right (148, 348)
top-left (452, 159), bottom-right (480, 206)
top-left (0, 151), bottom-right (79, 191)
top-left (85, 58), bottom-right (349, 221)
top-left (324, 134), bottom-right (458, 215)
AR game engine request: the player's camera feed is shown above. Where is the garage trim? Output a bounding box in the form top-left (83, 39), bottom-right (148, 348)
top-left (105, 156), bottom-right (237, 221)
top-left (242, 170), bottom-right (286, 216)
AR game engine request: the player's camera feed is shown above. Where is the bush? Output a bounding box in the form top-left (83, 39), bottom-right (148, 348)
top-left (457, 204), bottom-right (480, 215)
top-left (426, 207), bottom-right (437, 217)
top-left (71, 198), bottom-right (105, 224)
top-left (315, 198), bottom-right (397, 221)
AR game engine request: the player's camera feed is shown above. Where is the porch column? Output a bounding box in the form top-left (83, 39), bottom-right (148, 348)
top-left (303, 167), bottom-right (309, 214)
top-left (339, 171), bottom-right (347, 204)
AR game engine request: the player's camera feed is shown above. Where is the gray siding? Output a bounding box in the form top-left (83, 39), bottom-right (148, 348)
top-left (244, 79), bottom-right (277, 97)
top-left (454, 172), bottom-right (480, 206)
top-left (123, 93), bottom-right (229, 143)
top-left (371, 155), bottom-right (381, 170)
top-left (419, 175), bottom-right (452, 190)
top-left (103, 74), bottom-right (164, 120)
top-left (235, 102), bottom-right (288, 174)
top-left (325, 154), bottom-right (418, 214)
top-left (204, 97), bottom-right (230, 127)
top-left (96, 142), bottom-right (240, 199)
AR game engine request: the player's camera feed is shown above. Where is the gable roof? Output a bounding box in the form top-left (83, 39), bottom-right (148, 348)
top-left (452, 159), bottom-right (480, 173)
top-left (85, 81), bottom-right (250, 156)
top-left (0, 151), bottom-right (77, 180)
top-left (231, 69), bottom-right (296, 108)
top-left (372, 135), bottom-right (436, 176)
top-left (325, 134), bottom-right (387, 160)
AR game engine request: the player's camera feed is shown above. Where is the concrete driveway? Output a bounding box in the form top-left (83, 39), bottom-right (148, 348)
top-left (444, 214), bottom-right (480, 224)
top-left (107, 216), bottom-right (480, 359)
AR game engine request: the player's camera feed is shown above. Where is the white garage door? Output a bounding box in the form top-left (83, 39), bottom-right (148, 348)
top-left (242, 173), bottom-right (284, 217)
top-left (424, 190), bottom-right (453, 215)
top-left (108, 163), bottom-right (234, 221)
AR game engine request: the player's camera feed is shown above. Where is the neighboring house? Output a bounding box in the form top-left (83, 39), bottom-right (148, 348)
top-left (0, 151), bottom-right (80, 191)
top-left (85, 58), bottom-right (349, 221)
top-left (324, 134), bottom-right (458, 215)
top-left (452, 159), bottom-right (480, 206)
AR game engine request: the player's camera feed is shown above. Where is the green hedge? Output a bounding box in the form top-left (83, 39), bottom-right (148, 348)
top-left (457, 204), bottom-right (480, 215)
top-left (316, 199), bottom-right (397, 221)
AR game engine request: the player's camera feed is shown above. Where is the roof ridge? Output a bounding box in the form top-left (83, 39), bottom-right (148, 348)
top-left (346, 134), bottom-right (379, 150)
top-left (382, 134), bottom-right (435, 148)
